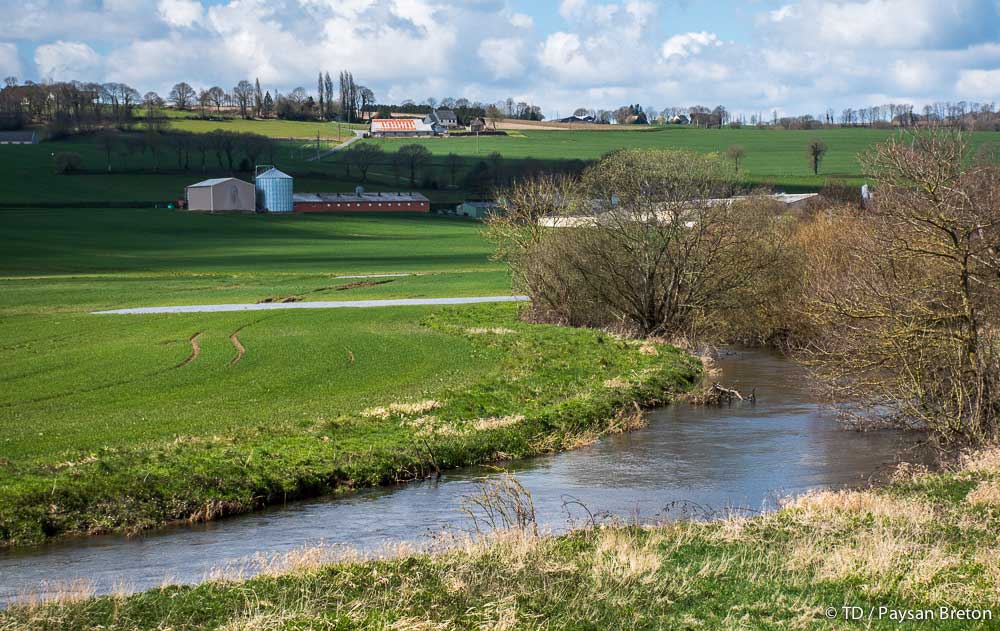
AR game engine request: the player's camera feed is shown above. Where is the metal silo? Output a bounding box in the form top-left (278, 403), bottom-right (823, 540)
top-left (255, 166), bottom-right (294, 213)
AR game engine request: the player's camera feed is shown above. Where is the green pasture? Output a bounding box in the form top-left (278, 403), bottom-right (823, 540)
top-left (0, 208), bottom-right (697, 544)
top-left (363, 126), bottom-right (1000, 191)
top-left (4, 127), bottom-right (998, 207)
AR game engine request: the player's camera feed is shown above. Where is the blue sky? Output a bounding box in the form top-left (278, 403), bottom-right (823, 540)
top-left (2, 0), bottom-right (998, 118)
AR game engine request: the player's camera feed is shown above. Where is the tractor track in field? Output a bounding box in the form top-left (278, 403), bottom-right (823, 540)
top-left (229, 328), bottom-right (247, 366)
top-left (175, 332), bottom-right (203, 369)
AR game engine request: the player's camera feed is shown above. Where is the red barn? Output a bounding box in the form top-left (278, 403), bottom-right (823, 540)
top-left (293, 191), bottom-right (430, 213)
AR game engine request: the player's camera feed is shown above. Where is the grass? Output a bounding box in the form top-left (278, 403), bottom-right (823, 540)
top-left (0, 208), bottom-right (700, 546)
top-left (4, 447), bottom-right (998, 629)
top-left (154, 110), bottom-right (366, 140)
top-left (362, 126), bottom-right (1000, 192)
top-left (5, 127), bottom-right (998, 208)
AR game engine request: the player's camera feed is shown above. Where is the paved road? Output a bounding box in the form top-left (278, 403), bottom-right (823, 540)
top-left (93, 296), bottom-right (530, 315)
top-left (307, 130), bottom-right (367, 161)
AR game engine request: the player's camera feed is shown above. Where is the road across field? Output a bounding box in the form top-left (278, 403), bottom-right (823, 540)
top-left (93, 295), bottom-right (530, 315)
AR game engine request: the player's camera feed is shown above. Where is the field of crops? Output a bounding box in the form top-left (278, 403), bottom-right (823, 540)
top-left (0, 208), bottom-right (698, 544)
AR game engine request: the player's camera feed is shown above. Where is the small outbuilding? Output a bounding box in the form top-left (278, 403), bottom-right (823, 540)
top-left (455, 201), bottom-right (501, 218)
top-left (185, 177), bottom-right (256, 212)
top-left (0, 131), bottom-right (37, 145)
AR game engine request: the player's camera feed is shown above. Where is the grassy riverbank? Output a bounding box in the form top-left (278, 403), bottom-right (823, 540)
top-left (0, 304), bottom-right (699, 546)
top-left (4, 448), bottom-right (998, 629)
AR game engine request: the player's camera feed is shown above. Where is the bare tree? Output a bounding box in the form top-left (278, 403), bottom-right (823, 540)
top-left (207, 86), bottom-right (225, 114)
top-left (726, 145), bottom-right (746, 174)
top-left (487, 149), bottom-right (790, 338)
top-left (800, 130), bottom-right (1000, 443)
top-left (445, 152), bottom-right (462, 187)
top-left (95, 128), bottom-right (119, 172)
top-left (397, 144), bottom-right (432, 186)
top-left (169, 82), bottom-right (196, 110)
top-left (233, 80), bottom-right (254, 119)
top-left (346, 143), bottom-right (383, 182)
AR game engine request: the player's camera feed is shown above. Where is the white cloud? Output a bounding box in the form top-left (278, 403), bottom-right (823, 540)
top-left (0, 43), bottom-right (21, 79)
top-left (157, 0), bottom-right (204, 28)
top-left (34, 40), bottom-right (100, 80)
top-left (761, 0), bottom-right (999, 50)
top-left (559, 0), bottom-right (587, 20)
top-left (662, 32), bottom-right (721, 59)
top-left (509, 12), bottom-right (533, 29)
top-left (956, 68), bottom-right (1000, 99)
top-left (478, 38), bottom-right (525, 80)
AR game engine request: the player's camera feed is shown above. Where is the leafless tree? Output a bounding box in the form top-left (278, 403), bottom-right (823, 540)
top-left (346, 143), bottom-right (383, 182)
top-left (726, 145), bottom-right (746, 174)
top-left (233, 80), bottom-right (254, 119)
top-left (799, 130), bottom-right (1000, 443)
top-left (397, 144), bottom-right (432, 186)
top-left (487, 149), bottom-right (791, 338)
top-left (169, 82), bottom-right (196, 110)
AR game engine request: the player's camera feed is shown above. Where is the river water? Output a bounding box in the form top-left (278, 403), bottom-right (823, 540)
top-left (0, 349), bottom-right (926, 604)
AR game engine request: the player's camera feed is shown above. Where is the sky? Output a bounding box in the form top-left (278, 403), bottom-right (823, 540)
top-left (1, 0), bottom-right (999, 119)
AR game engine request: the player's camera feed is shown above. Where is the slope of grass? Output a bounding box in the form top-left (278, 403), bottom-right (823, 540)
top-left (5, 448), bottom-right (998, 629)
top-left (0, 304), bottom-right (699, 545)
top-left (0, 208), bottom-right (698, 545)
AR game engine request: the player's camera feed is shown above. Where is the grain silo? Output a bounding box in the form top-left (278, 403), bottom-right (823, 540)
top-left (255, 166), bottom-right (294, 213)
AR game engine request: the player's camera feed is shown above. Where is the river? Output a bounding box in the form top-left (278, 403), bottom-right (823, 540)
top-left (0, 349), bottom-right (926, 604)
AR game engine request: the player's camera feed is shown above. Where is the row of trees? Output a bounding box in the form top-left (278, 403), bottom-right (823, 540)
top-left (0, 70), bottom-right (379, 134)
top-left (88, 129), bottom-right (276, 174)
top-left (333, 143), bottom-right (586, 194)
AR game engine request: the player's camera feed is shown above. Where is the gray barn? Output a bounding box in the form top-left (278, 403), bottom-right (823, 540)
top-left (185, 178), bottom-right (256, 212)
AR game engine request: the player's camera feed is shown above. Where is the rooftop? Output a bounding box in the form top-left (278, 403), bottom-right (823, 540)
top-left (293, 192), bottom-right (430, 203)
top-left (371, 118), bottom-right (433, 132)
top-left (186, 177), bottom-right (247, 188)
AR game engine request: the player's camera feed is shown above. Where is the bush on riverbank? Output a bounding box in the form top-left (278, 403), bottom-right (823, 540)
top-left (5, 447), bottom-right (998, 629)
top-left (0, 304), bottom-right (700, 547)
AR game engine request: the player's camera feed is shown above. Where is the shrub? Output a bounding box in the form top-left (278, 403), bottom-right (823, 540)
top-left (486, 149), bottom-right (795, 341)
top-left (53, 152), bottom-right (83, 174)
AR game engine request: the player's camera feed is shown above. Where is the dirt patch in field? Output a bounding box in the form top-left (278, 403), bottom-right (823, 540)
top-left (334, 279), bottom-right (396, 291)
top-left (229, 328), bottom-right (247, 366)
top-left (256, 296), bottom-right (303, 304)
top-left (175, 332), bottom-right (203, 368)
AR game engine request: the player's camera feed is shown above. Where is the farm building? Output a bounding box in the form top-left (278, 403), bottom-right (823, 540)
top-left (455, 201), bottom-right (501, 218)
top-left (0, 131), bottom-right (37, 145)
top-left (185, 177), bottom-right (256, 212)
top-left (427, 109), bottom-right (459, 128)
top-left (370, 118), bottom-right (438, 137)
top-left (293, 190), bottom-right (430, 213)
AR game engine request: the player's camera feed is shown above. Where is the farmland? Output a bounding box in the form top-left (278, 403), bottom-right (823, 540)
top-left (4, 125), bottom-right (998, 208)
top-left (0, 208), bottom-right (699, 545)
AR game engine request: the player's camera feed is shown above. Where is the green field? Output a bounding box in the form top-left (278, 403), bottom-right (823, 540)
top-left (155, 108), bottom-right (368, 139)
top-left (5, 126), bottom-right (998, 208)
top-left (0, 209), bottom-right (699, 545)
top-left (362, 126), bottom-right (1000, 191)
